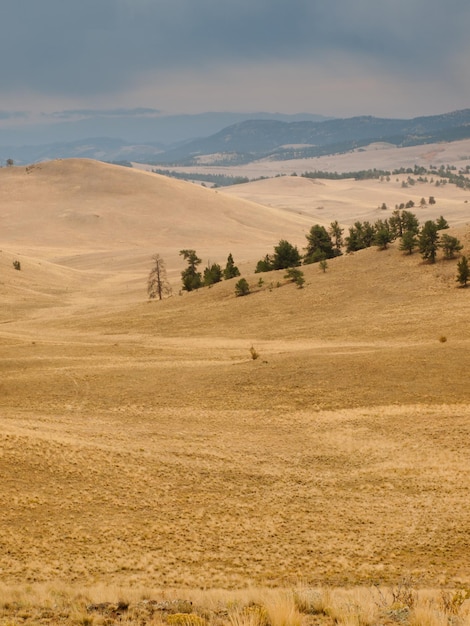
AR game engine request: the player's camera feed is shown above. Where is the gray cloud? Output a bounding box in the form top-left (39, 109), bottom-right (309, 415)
top-left (1, 0), bottom-right (469, 109)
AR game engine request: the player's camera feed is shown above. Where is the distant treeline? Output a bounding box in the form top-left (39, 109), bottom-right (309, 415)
top-left (152, 163), bottom-right (470, 189)
top-left (301, 164), bottom-right (470, 188)
top-left (301, 169), bottom-right (391, 180)
top-left (152, 169), bottom-right (263, 187)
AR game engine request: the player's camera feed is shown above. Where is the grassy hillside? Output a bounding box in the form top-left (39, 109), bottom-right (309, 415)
top-left (0, 160), bottom-right (469, 607)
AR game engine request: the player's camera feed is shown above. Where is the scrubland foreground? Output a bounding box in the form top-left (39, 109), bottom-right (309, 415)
top-left (2, 583), bottom-right (470, 626)
top-left (0, 160), bottom-right (470, 624)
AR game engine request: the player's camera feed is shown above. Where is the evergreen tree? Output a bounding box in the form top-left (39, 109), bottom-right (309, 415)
top-left (374, 228), bottom-right (392, 250)
top-left (223, 253), bottom-right (240, 279)
top-left (345, 221), bottom-right (375, 252)
top-left (234, 278), bottom-right (250, 296)
top-left (440, 234), bottom-right (463, 259)
top-left (399, 231), bottom-right (418, 255)
top-left (255, 254), bottom-right (274, 273)
top-left (203, 262), bottom-right (223, 286)
top-left (401, 210), bottom-right (420, 234)
top-left (456, 256), bottom-right (469, 287)
top-left (436, 215), bottom-right (449, 230)
top-left (180, 249), bottom-right (202, 291)
top-left (272, 239), bottom-right (301, 269)
top-left (328, 220), bottom-right (344, 253)
top-left (345, 225), bottom-right (363, 253)
top-left (389, 210), bottom-right (404, 238)
top-left (304, 224), bottom-right (335, 263)
top-left (418, 221), bottom-right (440, 263)
top-left (361, 221), bottom-right (376, 247)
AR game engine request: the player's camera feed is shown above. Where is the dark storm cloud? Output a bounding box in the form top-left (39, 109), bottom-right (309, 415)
top-left (0, 0), bottom-right (468, 97)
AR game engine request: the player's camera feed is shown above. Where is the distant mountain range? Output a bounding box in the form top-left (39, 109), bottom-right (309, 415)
top-left (0, 110), bottom-right (329, 165)
top-left (1, 109), bottom-right (470, 166)
top-left (152, 109), bottom-right (470, 165)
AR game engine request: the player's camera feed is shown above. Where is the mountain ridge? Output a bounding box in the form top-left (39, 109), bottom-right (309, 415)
top-left (2, 109), bottom-right (470, 167)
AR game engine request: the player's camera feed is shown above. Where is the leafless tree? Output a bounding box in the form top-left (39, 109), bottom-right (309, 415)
top-left (147, 254), bottom-right (172, 300)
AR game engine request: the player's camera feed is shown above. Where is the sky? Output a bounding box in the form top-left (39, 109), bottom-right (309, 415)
top-left (0, 0), bottom-right (469, 124)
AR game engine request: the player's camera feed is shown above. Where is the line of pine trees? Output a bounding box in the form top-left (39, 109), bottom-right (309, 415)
top-left (253, 210), bottom-right (463, 273)
top-left (149, 210), bottom-right (468, 299)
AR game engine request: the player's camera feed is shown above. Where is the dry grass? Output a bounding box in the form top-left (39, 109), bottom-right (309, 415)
top-left (0, 159), bottom-right (470, 621)
top-left (1, 584), bottom-right (470, 626)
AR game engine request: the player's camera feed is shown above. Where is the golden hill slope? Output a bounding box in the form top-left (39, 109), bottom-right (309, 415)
top-left (0, 159), bottom-right (312, 264)
top-left (1, 234), bottom-right (470, 589)
top-left (1, 159), bottom-right (470, 591)
top-left (220, 174), bottom-right (470, 228)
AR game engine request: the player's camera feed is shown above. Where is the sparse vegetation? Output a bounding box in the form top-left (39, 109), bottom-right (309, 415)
top-left (284, 267), bottom-right (305, 287)
top-left (1, 584), bottom-right (470, 626)
top-left (1, 157), bottom-right (470, 610)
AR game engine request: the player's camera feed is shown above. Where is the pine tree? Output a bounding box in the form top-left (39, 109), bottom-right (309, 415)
top-left (234, 278), bottom-right (250, 296)
top-left (399, 231), bottom-right (418, 255)
top-left (418, 221), bottom-right (440, 263)
top-left (374, 228), bottom-right (392, 250)
top-left (223, 253), bottom-right (240, 280)
top-left (456, 256), bottom-right (469, 287)
top-left (305, 224), bottom-right (335, 262)
top-left (273, 239), bottom-right (301, 269)
top-left (328, 220), bottom-right (344, 253)
top-left (284, 267), bottom-right (305, 287)
top-left (203, 262), bottom-right (223, 286)
top-left (440, 234), bottom-right (463, 259)
top-left (179, 249), bottom-right (202, 291)
top-left (436, 215), bottom-right (449, 230)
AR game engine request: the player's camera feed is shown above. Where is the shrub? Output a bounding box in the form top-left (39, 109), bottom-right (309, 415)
top-left (456, 255), bottom-right (469, 287)
top-left (284, 267), bottom-right (305, 287)
top-left (235, 278), bottom-right (250, 296)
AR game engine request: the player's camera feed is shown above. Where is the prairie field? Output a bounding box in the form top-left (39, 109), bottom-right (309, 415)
top-left (0, 159), bottom-right (470, 624)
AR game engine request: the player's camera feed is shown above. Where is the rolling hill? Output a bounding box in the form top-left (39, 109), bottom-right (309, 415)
top-left (0, 158), bottom-right (470, 601)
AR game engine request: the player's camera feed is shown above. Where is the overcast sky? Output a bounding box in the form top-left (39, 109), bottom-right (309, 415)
top-left (1, 0), bottom-right (469, 120)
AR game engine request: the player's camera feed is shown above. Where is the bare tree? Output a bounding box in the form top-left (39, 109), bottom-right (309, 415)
top-left (147, 254), bottom-right (172, 300)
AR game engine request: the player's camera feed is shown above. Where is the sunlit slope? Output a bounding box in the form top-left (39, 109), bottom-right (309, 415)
top-left (1, 234), bottom-right (470, 588)
top-left (1, 160), bottom-right (470, 590)
top-left (58, 224), bottom-right (470, 343)
top-left (0, 159), bottom-right (312, 262)
top-left (221, 174), bottom-right (470, 228)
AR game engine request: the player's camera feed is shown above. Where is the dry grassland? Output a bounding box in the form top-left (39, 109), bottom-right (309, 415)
top-left (135, 137), bottom-right (470, 179)
top-left (0, 160), bottom-right (470, 624)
